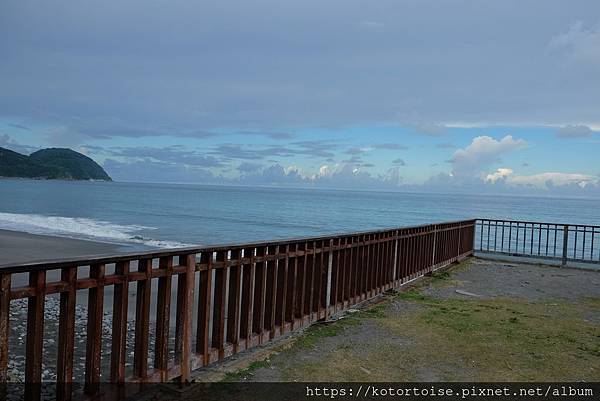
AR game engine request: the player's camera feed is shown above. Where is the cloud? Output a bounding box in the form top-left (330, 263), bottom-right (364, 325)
top-left (290, 141), bottom-right (337, 159)
top-left (237, 131), bottom-right (295, 140)
top-left (342, 155), bottom-right (363, 164)
top-left (506, 172), bottom-right (597, 189)
top-left (451, 135), bottom-right (526, 176)
top-left (549, 21), bottom-right (600, 65)
top-left (0, 133), bottom-right (38, 154)
top-left (210, 144), bottom-right (294, 160)
top-left (3, 2), bottom-right (600, 136)
top-left (485, 167), bottom-right (598, 189)
top-left (485, 168), bottom-right (514, 183)
top-left (436, 142), bottom-right (456, 149)
top-left (8, 123), bottom-right (30, 130)
top-left (344, 147), bottom-right (368, 155)
top-left (103, 159), bottom-right (218, 183)
top-left (237, 162), bottom-right (263, 173)
top-left (344, 143), bottom-right (407, 155)
top-left (231, 159), bottom-right (409, 190)
top-left (41, 123), bottom-right (221, 146)
top-left (555, 124), bottom-right (595, 138)
top-left (109, 146), bottom-right (225, 168)
top-left (392, 158), bottom-right (406, 166)
top-left (411, 123), bottom-right (447, 136)
top-left (318, 165), bottom-right (332, 177)
top-left (371, 143), bottom-right (408, 150)
top-left (209, 140), bottom-right (337, 161)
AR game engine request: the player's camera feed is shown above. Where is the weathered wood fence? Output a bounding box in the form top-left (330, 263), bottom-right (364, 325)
top-left (0, 220), bottom-right (475, 400)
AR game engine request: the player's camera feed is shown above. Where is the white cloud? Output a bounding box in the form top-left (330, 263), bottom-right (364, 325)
top-left (452, 135), bottom-right (526, 176)
top-left (556, 124), bottom-right (595, 138)
top-left (485, 168), bottom-right (597, 189)
top-left (485, 168), bottom-right (514, 183)
top-left (318, 165), bottom-right (332, 177)
top-left (284, 165), bottom-right (301, 175)
top-left (507, 172), bottom-right (597, 189)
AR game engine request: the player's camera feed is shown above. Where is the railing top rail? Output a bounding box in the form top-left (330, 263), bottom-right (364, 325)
top-left (477, 218), bottom-right (600, 230)
top-left (0, 218), bottom-right (476, 273)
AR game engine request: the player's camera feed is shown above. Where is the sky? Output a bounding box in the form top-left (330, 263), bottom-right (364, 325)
top-left (1, 0), bottom-right (599, 197)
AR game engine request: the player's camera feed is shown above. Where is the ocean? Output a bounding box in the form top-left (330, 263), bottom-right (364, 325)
top-left (0, 179), bottom-right (598, 250)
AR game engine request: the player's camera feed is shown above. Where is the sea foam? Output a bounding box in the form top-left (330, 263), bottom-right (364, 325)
top-left (0, 212), bottom-right (190, 248)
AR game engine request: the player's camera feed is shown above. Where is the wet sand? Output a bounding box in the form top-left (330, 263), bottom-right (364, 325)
top-left (0, 229), bottom-right (133, 267)
top-left (0, 231), bottom-right (173, 384)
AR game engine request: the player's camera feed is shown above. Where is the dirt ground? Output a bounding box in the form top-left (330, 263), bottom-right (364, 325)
top-left (221, 257), bottom-right (600, 382)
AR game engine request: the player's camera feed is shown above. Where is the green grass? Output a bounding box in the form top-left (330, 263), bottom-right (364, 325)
top-left (271, 295), bottom-right (600, 381)
top-left (221, 359), bottom-right (272, 382)
top-left (273, 295), bottom-right (599, 381)
top-left (381, 296), bottom-right (600, 381)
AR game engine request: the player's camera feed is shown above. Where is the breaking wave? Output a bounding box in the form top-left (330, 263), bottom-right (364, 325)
top-left (0, 212), bottom-right (190, 248)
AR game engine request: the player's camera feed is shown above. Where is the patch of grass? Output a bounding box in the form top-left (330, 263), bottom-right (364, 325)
top-left (251, 292), bottom-right (600, 382)
top-left (293, 316), bottom-right (360, 349)
top-left (396, 289), bottom-right (434, 302)
top-left (381, 296), bottom-right (600, 381)
top-left (290, 302), bottom-right (391, 350)
top-left (432, 271), bottom-right (451, 281)
top-left (356, 303), bottom-right (387, 319)
top-left (584, 297), bottom-right (600, 308)
top-left (221, 359), bottom-right (272, 382)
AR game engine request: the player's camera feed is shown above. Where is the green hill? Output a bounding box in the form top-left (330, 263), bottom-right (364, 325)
top-left (0, 147), bottom-right (112, 181)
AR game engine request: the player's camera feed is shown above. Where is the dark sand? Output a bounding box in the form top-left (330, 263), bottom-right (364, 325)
top-left (0, 229), bottom-right (132, 267)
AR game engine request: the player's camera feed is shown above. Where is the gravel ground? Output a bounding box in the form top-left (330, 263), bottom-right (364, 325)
top-left (423, 258), bottom-right (600, 301)
top-left (7, 297), bottom-right (163, 383)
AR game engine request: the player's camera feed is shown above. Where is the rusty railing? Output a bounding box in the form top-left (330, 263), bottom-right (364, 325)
top-left (0, 220), bottom-right (475, 400)
top-left (475, 219), bottom-right (600, 265)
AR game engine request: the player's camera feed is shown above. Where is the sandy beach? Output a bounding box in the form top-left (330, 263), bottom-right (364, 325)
top-left (0, 229), bottom-right (133, 267)
top-left (0, 230), bottom-right (160, 385)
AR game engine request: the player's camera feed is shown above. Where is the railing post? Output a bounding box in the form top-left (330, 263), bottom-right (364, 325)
top-left (562, 225), bottom-right (569, 266)
top-left (0, 273), bottom-right (10, 385)
top-left (325, 239), bottom-right (333, 318)
top-left (457, 223), bottom-right (462, 258)
top-left (132, 260), bottom-right (150, 381)
top-left (155, 256), bottom-right (173, 380)
top-left (85, 264), bottom-right (105, 395)
top-left (431, 225), bottom-right (437, 270)
top-left (392, 231), bottom-right (398, 285)
top-left (110, 261), bottom-right (130, 383)
top-left (180, 254), bottom-right (196, 382)
top-left (56, 266), bottom-right (77, 401)
top-left (25, 271), bottom-right (46, 401)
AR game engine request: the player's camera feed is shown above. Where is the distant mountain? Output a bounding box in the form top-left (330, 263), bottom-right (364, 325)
top-left (0, 147), bottom-right (112, 181)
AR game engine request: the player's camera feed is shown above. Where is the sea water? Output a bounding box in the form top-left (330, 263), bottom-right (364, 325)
top-left (0, 179), bottom-right (598, 249)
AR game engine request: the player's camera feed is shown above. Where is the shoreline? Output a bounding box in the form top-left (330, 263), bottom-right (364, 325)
top-left (0, 229), bottom-right (139, 266)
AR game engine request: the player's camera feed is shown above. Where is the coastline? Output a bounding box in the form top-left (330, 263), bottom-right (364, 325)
top-left (0, 229), bottom-right (136, 266)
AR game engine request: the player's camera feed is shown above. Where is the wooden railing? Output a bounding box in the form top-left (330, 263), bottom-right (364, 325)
top-left (475, 219), bottom-right (600, 265)
top-left (0, 220), bottom-right (475, 400)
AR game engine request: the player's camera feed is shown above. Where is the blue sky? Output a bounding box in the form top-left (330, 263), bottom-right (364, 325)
top-left (1, 0), bottom-right (599, 196)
